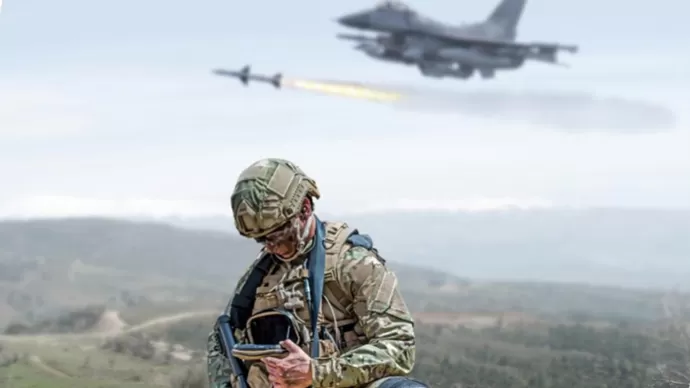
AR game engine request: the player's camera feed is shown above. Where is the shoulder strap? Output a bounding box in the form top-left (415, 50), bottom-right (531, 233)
top-left (324, 222), bottom-right (382, 270)
top-left (324, 221), bottom-right (351, 269)
top-left (307, 216), bottom-right (327, 358)
top-left (322, 223), bottom-right (384, 316)
top-left (229, 253), bottom-right (274, 330)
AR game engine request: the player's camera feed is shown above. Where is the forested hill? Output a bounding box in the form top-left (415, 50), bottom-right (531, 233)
top-left (0, 217), bottom-right (465, 287)
top-left (0, 217), bottom-right (467, 326)
top-left (0, 217), bottom-right (256, 281)
top-left (0, 217), bottom-right (680, 329)
top-left (1, 217), bottom-right (689, 388)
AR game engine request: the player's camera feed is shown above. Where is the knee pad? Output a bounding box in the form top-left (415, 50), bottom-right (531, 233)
top-left (377, 376), bottom-right (429, 388)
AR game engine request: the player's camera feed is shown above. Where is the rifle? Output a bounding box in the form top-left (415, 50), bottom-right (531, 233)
top-left (216, 314), bottom-right (249, 388)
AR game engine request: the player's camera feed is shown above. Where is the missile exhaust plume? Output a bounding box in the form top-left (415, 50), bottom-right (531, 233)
top-left (283, 78), bottom-right (402, 103)
top-left (212, 65), bottom-right (403, 103)
top-left (212, 65), bottom-right (677, 133)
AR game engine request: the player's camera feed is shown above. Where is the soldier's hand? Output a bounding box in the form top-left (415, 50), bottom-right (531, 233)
top-left (262, 339), bottom-right (313, 388)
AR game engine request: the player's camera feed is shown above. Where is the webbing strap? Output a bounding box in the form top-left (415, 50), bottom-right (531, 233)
top-left (230, 254), bottom-right (274, 330)
top-left (307, 216), bottom-right (327, 358)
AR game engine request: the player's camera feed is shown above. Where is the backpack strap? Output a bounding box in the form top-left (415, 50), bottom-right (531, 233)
top-left (323, 222), bottom-right (351, 262)
top-left (322, 222), bottom-right (353, 316)
top-left (323, 222), bottom-right (383, 316)
top-left (229, 253), bottom-right (274, 330)
top-left (306, 216), bottom-right (327, 358)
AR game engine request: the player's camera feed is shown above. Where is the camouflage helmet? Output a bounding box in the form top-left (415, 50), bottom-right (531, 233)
top-left (230, 158), bottom-right (320, 239)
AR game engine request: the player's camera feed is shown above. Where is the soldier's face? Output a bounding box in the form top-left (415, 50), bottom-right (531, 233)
top-left (262, 221), bottom-right (298, 258)
top-left (262, 198), bottom-right (315, 260)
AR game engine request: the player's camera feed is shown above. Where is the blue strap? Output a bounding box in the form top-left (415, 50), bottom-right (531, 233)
top-left (307, 216), bottom-right (326, 358)
top-left (305, 223), bottom-right (376, 358)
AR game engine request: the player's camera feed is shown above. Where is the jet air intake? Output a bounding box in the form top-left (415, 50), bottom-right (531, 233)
top-left (436, 47), bottom-right (519, 69)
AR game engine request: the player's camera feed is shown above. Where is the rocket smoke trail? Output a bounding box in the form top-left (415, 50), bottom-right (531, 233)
top-left (213, 66), bottom-right (677, 133)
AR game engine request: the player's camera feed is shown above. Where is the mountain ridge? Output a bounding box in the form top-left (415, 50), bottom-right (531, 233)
top-left (0, 216), bottom-right (682, 332)
top-left (131, 207), bottom-right (690, 288)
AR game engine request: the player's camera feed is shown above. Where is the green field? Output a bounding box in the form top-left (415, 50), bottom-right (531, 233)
top-left (0, 337), bottom-right (204, 388)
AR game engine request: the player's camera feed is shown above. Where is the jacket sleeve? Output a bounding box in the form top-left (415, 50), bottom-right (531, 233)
top-left (206, 256), bottom-right (263, 388)
top-left (311, 246), bottom-right (416, 388)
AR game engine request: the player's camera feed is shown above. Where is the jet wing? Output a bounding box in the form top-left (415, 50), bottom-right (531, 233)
top-left (337, 32), bottom-right (578, 55)
top-left (430, 32), bottom-right (579, 54)
top-left (439, 34), bottom-right (578, 67)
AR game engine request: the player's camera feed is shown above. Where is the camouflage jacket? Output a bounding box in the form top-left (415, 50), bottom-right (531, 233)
top-left (206, 221), bottom-right (416, 388)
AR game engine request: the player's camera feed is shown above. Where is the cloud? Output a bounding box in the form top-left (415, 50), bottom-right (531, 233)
top-left (0, 87), bottom-right (91, 137)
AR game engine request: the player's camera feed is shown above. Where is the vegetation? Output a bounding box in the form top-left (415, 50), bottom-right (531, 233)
top-left (1, 218), bottom-right (683, 326)
top-left (3, 316), bottom-right (688, 388)
top-left (408, 322), bottom-right (678, 387)
top-left (0, 217), bottom-right (689, 387)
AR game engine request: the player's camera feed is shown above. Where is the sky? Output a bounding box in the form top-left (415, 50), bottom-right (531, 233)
top-left (1, 0), bottom-right (689, 218)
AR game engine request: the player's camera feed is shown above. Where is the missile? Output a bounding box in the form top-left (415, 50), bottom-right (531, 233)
top-left (212, 65), bottom-right (283, 89)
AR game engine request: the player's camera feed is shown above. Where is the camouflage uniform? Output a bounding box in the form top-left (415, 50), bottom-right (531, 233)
top-left (206, 158), bottom-right (418, 388)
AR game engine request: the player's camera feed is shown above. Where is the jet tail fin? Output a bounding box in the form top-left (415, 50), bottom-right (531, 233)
top-left (486, 0), bottom-right (527, 39)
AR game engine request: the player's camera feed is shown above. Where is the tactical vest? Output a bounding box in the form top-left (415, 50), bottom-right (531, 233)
top-left (230, 221), bottom-right (380, 361)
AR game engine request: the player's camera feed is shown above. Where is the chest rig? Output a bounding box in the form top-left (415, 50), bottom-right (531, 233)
top-left (228, 217), bottom-right (379, 364)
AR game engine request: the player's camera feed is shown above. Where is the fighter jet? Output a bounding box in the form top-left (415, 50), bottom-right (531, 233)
top-left (335, 0), bottom-right (579, 80)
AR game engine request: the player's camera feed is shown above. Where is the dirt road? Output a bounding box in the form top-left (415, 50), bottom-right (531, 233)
top-left (0, 310), bottom-right (217, 343)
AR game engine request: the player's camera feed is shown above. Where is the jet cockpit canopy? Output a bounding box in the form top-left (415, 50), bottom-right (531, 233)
top-left (375, 0), bottom-right (410, 11)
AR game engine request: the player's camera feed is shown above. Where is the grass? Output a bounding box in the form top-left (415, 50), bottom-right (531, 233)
top-left (0, 338), bottom-right (190, 388)
top-left (0, 362), bottom-right (160, 388)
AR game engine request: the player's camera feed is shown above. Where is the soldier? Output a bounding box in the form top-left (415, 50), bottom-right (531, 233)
top-left (206, 158), bottom-right (427, 388)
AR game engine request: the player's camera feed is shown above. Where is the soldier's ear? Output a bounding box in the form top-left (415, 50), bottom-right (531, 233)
top-left (300, 197), bottom-right (313, 219)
